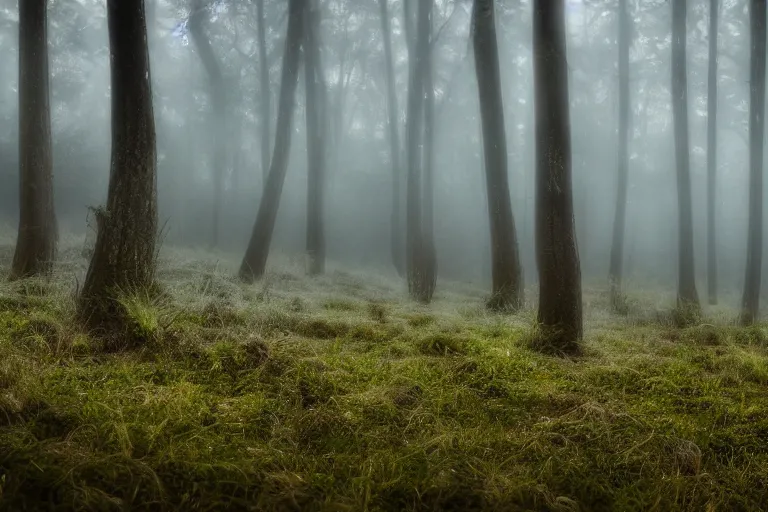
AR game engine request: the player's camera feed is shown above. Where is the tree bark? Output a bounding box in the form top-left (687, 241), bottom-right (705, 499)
top-left (379, 0), bottom-right (405, 277)
top-left (608, 0), bottom-right (631, 311)
top-left (473, 0), bottom-right (523, 311)
top-left (671, 0), bottom-right (700, 311)
top-left (11, 0), bottom-right (57, 280)
top-left (256, 0), bottom-right (271, 186)
top-left (188, 0), bottom-right (226, 249)
top-left (78, 0), bottom-right (157, 329)
top-left (304, 0), bottom-right (327, 276)
top-left (404, 0), bottom-right (434, 303)
top-left (707, 0), bottom-right (719, 306)
top-left (239, 0), bottom-right (304, 282)
top-left (740, 0), bottom-right (766, 325)
top-left (533, 0), bottom-right (583, 352)
top-left (420, 2), bottom-right (437, 302)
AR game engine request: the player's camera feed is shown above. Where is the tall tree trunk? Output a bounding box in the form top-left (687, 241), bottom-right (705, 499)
top-left (239, 0), bottom-right (304, 282)
top-left (11, 0), bottom-right (57, 279)
top-left (671, 0), bottom-right (700, 311)
top-left (404, 0), bottom-right (433, 303)
top-left (740, 0), bottom-right (766, 325)
top-left (707, 0), bottom-right (719, 305)
top-left (608, 0), bottom-right (631, 311)
top-left (533, 0), bottom-right (583, 353)
top-left (304, 0), bottom-right (326, 276)
top-left (379, 0), bottom-right (405, 277)
top-left (188, 0), bottom-right (226, 249)
top-left (420, 3), bottom-right (437, 302)
top-left (472, 0), bottom-right (523, 311)
top-left (79, 0), bottom-right (157, 329)
top-left (256, 0), bottom-right (271, 186)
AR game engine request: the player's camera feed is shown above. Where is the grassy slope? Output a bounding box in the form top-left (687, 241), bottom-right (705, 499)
top-left (0, 239), bottom-right (767, 511)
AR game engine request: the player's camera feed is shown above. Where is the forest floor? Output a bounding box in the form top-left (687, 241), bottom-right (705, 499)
top-left (0, 235), bottom-right (767, 511)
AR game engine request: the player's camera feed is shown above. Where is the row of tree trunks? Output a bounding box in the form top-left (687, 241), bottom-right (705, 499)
top-left (473, 0), bottom-right (523, 312)
top-left (12, 0), bottom-right (57, 280)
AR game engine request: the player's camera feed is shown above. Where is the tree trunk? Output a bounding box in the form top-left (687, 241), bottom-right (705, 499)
top-left (473, 0), bottom-right (523, 311)
top-left (533, 0), bottom-right (583, 353)
top-left (707, 0), bottom-right (719, 306)
top-left (188, 0), bottom-right (226, 249)
top-left (740, 0), bottom-right (766, 325)
top-left (256, 0), bottom-right (271, 186)
top-left (609, 0), bottom-right (631, 311)
top-left (671, 0), bottom-right (700, 311)
top-left (404, 0), bottom-right (433, 303)
top-left (379, 0), bottom-right (405, 277)
top-left (304, 0), bottom-right (327, 276)
top-left (11, 0), bottom-right (57, 280)
top-left (420, 2), bottom-right (437, 302)
top-left (78, 0), bottom-right (157, 329)
top-left (239, 0), bottom-right (304, 282)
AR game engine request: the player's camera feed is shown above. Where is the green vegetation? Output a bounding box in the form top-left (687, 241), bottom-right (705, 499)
top-left (0, 247), bottom-right (767, 511)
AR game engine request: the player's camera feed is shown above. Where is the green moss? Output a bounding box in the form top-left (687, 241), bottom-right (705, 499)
top-left (0, 262), bottom-right (767, 511)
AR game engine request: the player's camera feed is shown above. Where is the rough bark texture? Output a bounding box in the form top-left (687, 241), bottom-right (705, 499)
top-left (405, 0), bottom-right (434, 304)
top-left (78, 0), bottom-right (157, 329)
top-left (304, 0), bottom-right (327, 276)
top-left (379, 0), bottom-right (405, 277)
top-left (188, 0), bottom-right (226, 248)
top-left (239, 0), bottom-right (304, 282)
top-left (533, 0), bottom-right (583, 352)
top-left (740, 0), bottom-right (766, 325)
top-left (671, 0), bottom-right (700, 311)
top-left (12, 0), bottom-right (57, 280)
top-left (473, 0), bottom-right (523, 312)
top-left (256, 0), bottom-right (271, 186)
top-left (707, 0), bottom-right (719, 306)
top-left (608, 0), bottom-right (630, 311)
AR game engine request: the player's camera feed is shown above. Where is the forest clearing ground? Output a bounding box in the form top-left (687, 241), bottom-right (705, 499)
top-left (0, 235), bottom-right (767, 511)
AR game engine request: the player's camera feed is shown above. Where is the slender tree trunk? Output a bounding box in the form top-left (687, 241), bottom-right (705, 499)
top-left (533, 0), bottom-right (583, 353)
top-left (473, 0), bottom-right (523, 311)
top-left (239, 0), bottom-right (304, 282)
top-left (420, 3), bottom-right (437, 301)
top-left (671, 0), bottom-right (700, 311)
top-left (379, 0), bottom-right (405, 277)
top-left (707, 0), bottom-right (719, 305)
top-left (256, 0), bottom-right (271, 186)
top-left (608, 0), bottom-right (631, 311)
top-left (188, 0), bottom-right (226, 249)
top-left (740, 0), bottom-right (766, 325)
top-left (404, 0), bottom-right (434, 303)
top-left (304, 0), bottom-right (326, 276)
top-left (79, 0), bottom-right (157, 329)
top-left (11, 0), bottom-right (57, 280)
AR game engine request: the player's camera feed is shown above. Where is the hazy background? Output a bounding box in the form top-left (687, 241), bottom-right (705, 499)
top-left (0, 0), bottom-right (759, 302)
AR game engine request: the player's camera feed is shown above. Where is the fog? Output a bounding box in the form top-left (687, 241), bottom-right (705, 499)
top-left (0, 0), bottom-right (759, 301)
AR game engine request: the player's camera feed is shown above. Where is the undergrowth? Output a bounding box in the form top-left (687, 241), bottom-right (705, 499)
top-left (0, 248), bottom-right (766, 511)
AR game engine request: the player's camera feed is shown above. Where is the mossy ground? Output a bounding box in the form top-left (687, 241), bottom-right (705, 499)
top-left (0, 238), bottom-right (767, 511)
